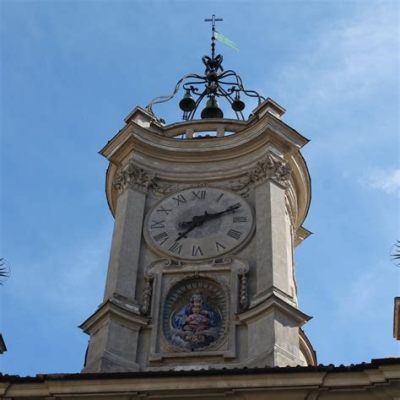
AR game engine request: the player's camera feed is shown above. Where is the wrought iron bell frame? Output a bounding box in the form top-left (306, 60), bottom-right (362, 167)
top-left (146, 53), bottom-right (265, 121)
top-left (145, 15), bottom-right (265, 122)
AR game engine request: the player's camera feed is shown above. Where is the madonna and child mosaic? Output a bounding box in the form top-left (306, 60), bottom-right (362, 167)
top-left (163, 278), bottom-right (227, 351)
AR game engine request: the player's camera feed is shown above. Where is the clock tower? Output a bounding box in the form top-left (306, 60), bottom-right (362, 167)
top-left (80, 18), bottom-right (316, 372)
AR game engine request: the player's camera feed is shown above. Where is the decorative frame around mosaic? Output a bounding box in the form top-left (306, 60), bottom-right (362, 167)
top-left (145, 257), bottom-right (249, 363)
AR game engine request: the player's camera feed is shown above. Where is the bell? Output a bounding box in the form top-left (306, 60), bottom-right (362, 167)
top-left (231, 93), bottom-right (245, 112)
top-left (201, 97), bottom-right (224, 119)
top-left (179, 90), bottom-right (196, 112)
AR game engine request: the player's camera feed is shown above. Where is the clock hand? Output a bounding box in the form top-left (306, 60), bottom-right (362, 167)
top-left (176, 203), bottom-right (242, 241)
top-left (176, 215), bottom-right (207, 241)
top-left (178, 204), bottom-right (241, 228)
top-left (201, 204), bottom-right (241, 223)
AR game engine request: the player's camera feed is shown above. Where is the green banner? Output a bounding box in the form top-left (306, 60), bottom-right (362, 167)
top-left (214, 31), bottom-right (239, 51)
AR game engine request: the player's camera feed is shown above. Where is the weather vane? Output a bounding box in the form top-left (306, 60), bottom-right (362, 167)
top-left (146, 15), bottom-right (264, 122)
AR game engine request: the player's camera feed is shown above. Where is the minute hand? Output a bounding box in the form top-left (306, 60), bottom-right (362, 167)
top-left (202, 204), bottom-right (241, 221)
top-left (178, 204), bottom-right (240, 229)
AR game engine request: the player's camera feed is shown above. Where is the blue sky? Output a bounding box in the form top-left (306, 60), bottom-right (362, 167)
top-left (1, 0), bottom-right (399, 375)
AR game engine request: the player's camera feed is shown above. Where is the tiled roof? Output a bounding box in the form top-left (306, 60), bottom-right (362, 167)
top-left (1, 357), bottom-right (399, 382)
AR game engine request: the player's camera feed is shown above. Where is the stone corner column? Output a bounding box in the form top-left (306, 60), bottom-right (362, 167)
top-left (104, 162), bottom-right (150, 302)
top-left (81, 161), bottom-right (152, 372)
top-left (253, 155), bottom-right (293, 299)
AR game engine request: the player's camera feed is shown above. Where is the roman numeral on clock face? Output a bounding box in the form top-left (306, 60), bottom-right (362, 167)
top-left (215, 241), bottom-right (226, 252)
top-left (151, 220), bottom-right (165, 229)
top-left (227, 229), bottom-right (242, 240)
top-left (153, 232), bottom-right (168, 245)
top-left (156, 206), bottom-right (172, 215)
top-left (168, 241), bottom-right (183, 255)
top-left (191, 245), bottom-right (203, 256)
top-left (191, 190), bottom-right (206, 200)
top-left (172, 194), bottom-right (187, 206)
top-left (215, 193), bottom-right (224, 202)
top-left (233, 216), bottom-right (248, 223)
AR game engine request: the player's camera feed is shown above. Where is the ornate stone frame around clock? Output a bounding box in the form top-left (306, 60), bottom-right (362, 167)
top-left (143, 257), bottom-right (249, 364)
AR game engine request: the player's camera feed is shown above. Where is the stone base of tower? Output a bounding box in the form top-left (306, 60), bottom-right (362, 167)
top-left (238, 292), bottom-right (312, 368)
top-left (81, 287), bottom-right (314, 372)
top-left (80, 295), bottom-right (147, 373)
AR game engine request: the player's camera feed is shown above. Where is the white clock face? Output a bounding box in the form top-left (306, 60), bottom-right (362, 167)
top-left (144, 187), bottom-right (254, 260)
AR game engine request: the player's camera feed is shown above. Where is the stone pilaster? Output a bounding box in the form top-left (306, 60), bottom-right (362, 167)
top-left (103, 193), bottom-right (144, 301)
top-left (252, 154), bottom-right (294, 301)
top-left (81, 161), bottom-right (150, 372)
top-left (239, 153), bottom-right (308, 367)
top-left (104, 161), bottom-right (152, 301)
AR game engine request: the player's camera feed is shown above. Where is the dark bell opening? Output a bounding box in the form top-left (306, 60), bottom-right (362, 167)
top-left (201, 97), bottom-right (223, 119)
top-left (179, 91), bottom-right (196, 112)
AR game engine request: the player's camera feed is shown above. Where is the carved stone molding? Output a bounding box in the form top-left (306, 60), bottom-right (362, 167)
top-left (140, 275), bottom-right (154, 315)
top-left (239, 273), bottom-right (249, 311)
top-left (112, 160), bottom-right (196, 197)
top-left (231, 152), bottom-right (292, 196)
top-left (113, 161), bottom-right (155, 194)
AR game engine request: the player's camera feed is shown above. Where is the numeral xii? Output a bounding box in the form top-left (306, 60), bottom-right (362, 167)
top-left (192, 190), bottom-right (206, 200)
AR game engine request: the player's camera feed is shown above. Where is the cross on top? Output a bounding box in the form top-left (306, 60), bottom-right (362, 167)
top-left (204, 14), bottom-right (223, 59)
top-left (204, 14), bottom-right (223, 31)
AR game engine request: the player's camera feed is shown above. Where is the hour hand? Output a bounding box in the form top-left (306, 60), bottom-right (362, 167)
top-left (178, 213), bottom-right (206, 228)
top-left (176, 215), bottom-right (206, 241)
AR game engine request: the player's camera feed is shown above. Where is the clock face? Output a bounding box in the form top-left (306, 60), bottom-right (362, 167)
top-left (144, 187), bottom-right (254, 260)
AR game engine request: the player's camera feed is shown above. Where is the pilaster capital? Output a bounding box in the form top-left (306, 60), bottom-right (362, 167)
top-left (231, 152), bottom-right (292, 196)
top-left (112, 160), bottom-right (155, 194)
top-left (249, 152), bottom-right (291, 187)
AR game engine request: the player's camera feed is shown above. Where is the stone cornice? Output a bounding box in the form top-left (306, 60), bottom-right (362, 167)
top-left (80, 296), bottom-right (147, 335)
top-left (2, 360), bottom-right (399, 398)
top-left (100, 113), bottom-right (308, 165)
top-left (237, 291), bottom-right (311, 326)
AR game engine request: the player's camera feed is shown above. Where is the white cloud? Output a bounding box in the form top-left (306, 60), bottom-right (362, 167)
top-left (363, 168), bottom-right (400, 197)
top-left (275, 3), bottom-right (399, 106)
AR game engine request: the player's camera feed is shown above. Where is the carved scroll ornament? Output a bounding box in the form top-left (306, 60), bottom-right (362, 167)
top-left (239, 273), bottom-right (249, 311)
top-left (250, 154), bottom-right (291, 184)
top-left (112, 160), bottom-right (186, 196)
top-left (231, 152), bottom-right (292, 196)
top-left (112, 161), bottom-right (155, 194)
top-left (141, 274), bottom-right (154, 315)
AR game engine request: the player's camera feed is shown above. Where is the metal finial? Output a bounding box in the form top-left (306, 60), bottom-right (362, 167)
top-left (204, 14), bottom-right (223, 59)
top-left (145, 17), bottom-right (265, 122)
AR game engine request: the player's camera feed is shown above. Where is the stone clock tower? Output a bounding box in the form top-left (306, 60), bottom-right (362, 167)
top-left (80, 21), bottom-right (316, 373)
